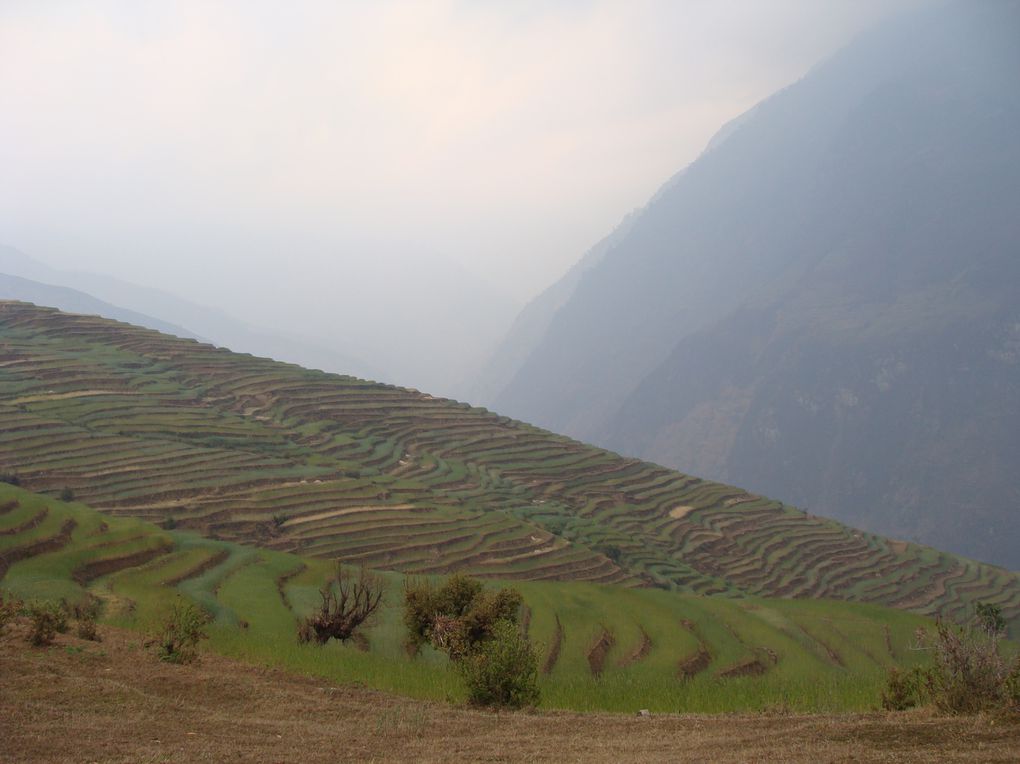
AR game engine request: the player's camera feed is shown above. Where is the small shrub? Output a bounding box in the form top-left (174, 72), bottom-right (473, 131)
top-left (162, 516), bottom-right (177, 530)
top-left (76, 616), bottom-right (100, 642)
top-left (70, 597), bottom-right (102, 642)
top-left (925, 617), bottom-right (1008, 713)
top-left (459, 619), bottom-right (540, 709)
top-left (403, 574), bottom-right (522, 660)
top-left (0, 473), bottom-right (20, 486)
top-left (1004, 659), bottom-right (1020, 712)
top-left (156, 600), bottom-right (209, 664)
top-left (26, 601), bottom-right (67, 646)
top-left (403, 573), bottom-right (539, 708)
top-left (59, 487), bottom-right (75, 502)
top-left (297, 562), bottom-right (384, 645)
top-left (882, 666), bottom-right (928, 711)
top-left (891, 603), bottom-right (1017, 715)
top-left (0, 591), bottom-right (23, 634)
top-left (272, 513), bottom-right (287, 528)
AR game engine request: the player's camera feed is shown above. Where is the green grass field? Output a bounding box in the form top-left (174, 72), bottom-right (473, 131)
top-left (1, 485), bottom-right (940, 713)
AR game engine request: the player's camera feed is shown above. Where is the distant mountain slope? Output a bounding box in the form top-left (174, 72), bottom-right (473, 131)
top-left (478, 1), bottom-right (1020, 568)
top-left (2, 302), bottom-right (1019, 630)
top-left (468, 211), bottom-right (638, 404)
top-left (0, 244), bottom-right (378, 381)
top-left (0, 272), bottom-right (198, 340)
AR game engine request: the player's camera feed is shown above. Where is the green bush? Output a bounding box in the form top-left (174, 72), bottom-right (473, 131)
top-left (403, 574), bottom-right (522, 660)
top-left (26, 601), bottom-right (68, 646)
top-left (156, 600), bottom-right (209, 664)
top-left (459, 619), bottom-right (540, 709)
top-left (404, 574), bottom-right (539, 708)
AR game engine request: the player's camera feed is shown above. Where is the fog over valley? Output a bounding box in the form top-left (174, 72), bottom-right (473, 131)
top-left (1, 0), bottom-right (923, 396)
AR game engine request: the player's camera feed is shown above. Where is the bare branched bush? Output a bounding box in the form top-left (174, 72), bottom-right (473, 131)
top-left (298, 562), bottom-right (385, 645)
top-left (884, 603), bottom-right (1019, 714)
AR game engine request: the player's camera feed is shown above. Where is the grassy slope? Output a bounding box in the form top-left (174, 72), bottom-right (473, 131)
top-left (1, 302), bottom-right (1018, 633)
top-left (1, 485), bottom-right (940, 713)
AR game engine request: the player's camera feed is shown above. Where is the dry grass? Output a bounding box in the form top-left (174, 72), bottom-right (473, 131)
top-left (1, 620), bottom-right (1017, 763)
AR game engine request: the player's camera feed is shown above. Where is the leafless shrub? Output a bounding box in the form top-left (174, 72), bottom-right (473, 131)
top-left (884, 603), bottom-right (1019, 714)
top-left (298, 562), bottom-right (385, 645)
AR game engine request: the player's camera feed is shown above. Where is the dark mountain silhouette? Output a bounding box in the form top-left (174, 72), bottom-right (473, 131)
top-left (477, 1), bottom-right (1020, 567)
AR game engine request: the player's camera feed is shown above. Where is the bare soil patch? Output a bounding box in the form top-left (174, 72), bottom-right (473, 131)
top-left (1, 622), bottom-right (1018, 763)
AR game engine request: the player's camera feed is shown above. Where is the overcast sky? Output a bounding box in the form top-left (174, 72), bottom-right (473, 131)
top-left (1, 0), bottom-right (929, 308)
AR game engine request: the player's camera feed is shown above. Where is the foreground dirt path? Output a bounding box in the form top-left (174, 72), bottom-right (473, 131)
top-left (1, 623), bottom-right (1017, 763)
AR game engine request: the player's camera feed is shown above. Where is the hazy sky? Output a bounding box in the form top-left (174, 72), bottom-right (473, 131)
top-left (1, 0), bottom-right (927, 308)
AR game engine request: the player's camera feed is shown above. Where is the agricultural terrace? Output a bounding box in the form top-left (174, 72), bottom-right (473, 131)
top-left (1, 301), bottom-right (1019, 631)
top-left (0, 485), bottom-right (944, 713)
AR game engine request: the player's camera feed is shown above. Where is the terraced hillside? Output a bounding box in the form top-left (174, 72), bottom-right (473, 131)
top-left (0, 484), bottom-right (939, 712)
top-left (1, 301), bottom-right (1019, 631)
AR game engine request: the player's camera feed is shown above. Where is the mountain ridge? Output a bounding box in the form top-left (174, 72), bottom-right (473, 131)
top-left (474, 0), bottom-right (1020, 567)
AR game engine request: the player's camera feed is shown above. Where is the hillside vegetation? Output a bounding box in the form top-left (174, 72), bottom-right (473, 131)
top-left (0, 484), bottom-right (947, 713)
top-left (2, 302), bottom-right (1020, 634)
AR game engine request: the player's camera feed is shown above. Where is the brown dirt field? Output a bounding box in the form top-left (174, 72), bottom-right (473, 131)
top-left (2, 623), bottom-right (1019, 763)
